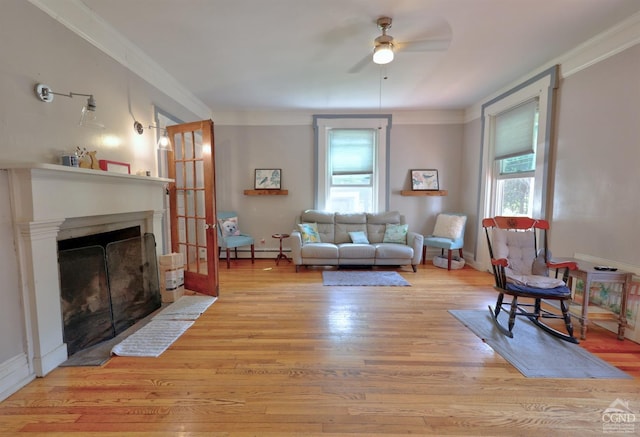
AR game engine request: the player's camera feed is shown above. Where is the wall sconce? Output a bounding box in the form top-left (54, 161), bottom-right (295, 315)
top-left (35, 83), bottom-right (104, 128)
top-left (133, 121), bottom-right (171, 150)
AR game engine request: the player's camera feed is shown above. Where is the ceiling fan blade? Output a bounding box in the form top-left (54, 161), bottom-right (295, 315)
top-left (396, 38), bottom-right (451, 52)
top-left (348, 53), bottom-right (372, 74)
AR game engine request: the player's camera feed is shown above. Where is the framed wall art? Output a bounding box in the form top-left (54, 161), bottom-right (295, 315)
top-left (411, 169), bottom-right (439, 191)
top-left (254, 169), bottom-right (282, 190)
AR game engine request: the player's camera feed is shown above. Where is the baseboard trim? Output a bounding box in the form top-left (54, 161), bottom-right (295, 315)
top-left (0, 353), bottom-right (34, 402)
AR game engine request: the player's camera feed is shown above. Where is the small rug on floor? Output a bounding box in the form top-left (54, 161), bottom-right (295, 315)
top-left (449, 309), bottom-right (631, 379)
top-left (153, 295), bottom-right (217, 320)
top-left (111, 320), bottom-right (193, 357)
top-left (322, 270), bottom-right (410, 286)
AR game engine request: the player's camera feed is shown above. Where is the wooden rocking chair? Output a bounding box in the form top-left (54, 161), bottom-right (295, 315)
top-left (482, 216), bottom-right (579, 343)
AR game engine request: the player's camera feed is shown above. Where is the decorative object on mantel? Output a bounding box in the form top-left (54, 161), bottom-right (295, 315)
top-left (60, 152), bottom-right (79, 167)
top-left (76, 147), bottom-right (100, 170)
top-left (254, 169), bottom-right (281, 190)
top-left (411, 169), bottom-right (439, 190)
top-left (99, 160), bottom-right (131, 175)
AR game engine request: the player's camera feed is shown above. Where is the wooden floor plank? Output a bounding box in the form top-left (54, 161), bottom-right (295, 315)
top-left (1, 260), bottom-right (638, 435)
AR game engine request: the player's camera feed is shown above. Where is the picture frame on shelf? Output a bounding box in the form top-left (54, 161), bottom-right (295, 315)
top-left (254, 169), bottom-right (281, 190)
top-left (411, 169), bottom-right (439, 191)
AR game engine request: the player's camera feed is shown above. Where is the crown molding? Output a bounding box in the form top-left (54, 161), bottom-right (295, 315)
top-left (28, 0), bottom-right (211, 120)
top-left (212, 109), bottom-right (464, 126)
top-left (464, 11), bottom-right (640, 123)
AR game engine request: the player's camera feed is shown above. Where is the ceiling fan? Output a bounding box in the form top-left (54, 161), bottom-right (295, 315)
top-left (349, 16), bottom-right (451, 73)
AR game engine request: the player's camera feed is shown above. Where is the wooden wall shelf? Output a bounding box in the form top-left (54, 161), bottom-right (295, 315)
top-left (244, 189), bottom-right (288, 196)
top-left (401, 190), bottom-right (448, 196)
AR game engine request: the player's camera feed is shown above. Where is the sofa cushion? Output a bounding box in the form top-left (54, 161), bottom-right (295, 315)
top-left (367, 211), bottom-right (402, 243)
top-left (297, 223), bottom-right (321, 244)
top-left (375, 243), bottom-right (413, 259)
top-left (383, 223), bottom-right (408, 244)
top-left (301, 210), bottom-right (335, 242)
top-left (338, 243), bottom-right (376, 259)
top-left (348, 231), bottom-right (369, 244)
top-left (334, 213), bottom-right (367, 243)
top-left (300, 242), bottom-right (339, 258)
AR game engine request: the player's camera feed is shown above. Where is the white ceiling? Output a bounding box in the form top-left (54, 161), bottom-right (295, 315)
top-left (74, 0), bottom-right (640, 112)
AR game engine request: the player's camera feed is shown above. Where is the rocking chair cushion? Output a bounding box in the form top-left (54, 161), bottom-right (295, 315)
top-left (506, 271), bottom-right (566, 289)
top-left (505, 282), bottom-right (571, 297)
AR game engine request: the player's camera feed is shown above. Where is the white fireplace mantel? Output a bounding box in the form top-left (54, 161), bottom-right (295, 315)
top-left (1, 162), bottom-right (172, 377)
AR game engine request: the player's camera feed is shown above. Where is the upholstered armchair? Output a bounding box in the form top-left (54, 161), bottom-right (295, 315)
top-left (423, 213), bottom-right (467, 270)
top-left (217, 211), bottom-right (255, 269)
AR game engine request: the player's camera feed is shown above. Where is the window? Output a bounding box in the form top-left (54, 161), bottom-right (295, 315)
top-left (327, 129), bottom-right (375, 212)
top-left (475, 66), bottom-right (559, 266)
top-left (493, 100), bottom-right (539, 216)
top-left (314, 115), bottom-right (391, 213)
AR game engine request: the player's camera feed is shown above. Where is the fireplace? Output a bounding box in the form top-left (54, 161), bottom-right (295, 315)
top-left (58, 227), bottom-right (161, 356)
top-left (3, 163), bottom-right (170, 376)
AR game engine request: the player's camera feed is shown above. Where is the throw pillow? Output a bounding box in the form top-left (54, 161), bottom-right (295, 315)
top-left (297, 222), bottom-right (321, 244)
top-left (432, 214), bottom-right (466, 240)
top-left (348, 231), bottom-right (369, 244)
top-left (218, 216), bottom-right (241, 237)
top-left (382, 223), bottom-right (408, 244)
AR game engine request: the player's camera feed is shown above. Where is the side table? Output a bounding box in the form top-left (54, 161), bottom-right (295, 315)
top-left (554, 258), bottom-right (631, 340)
top-left (272, 233), bottom-right (291, 265)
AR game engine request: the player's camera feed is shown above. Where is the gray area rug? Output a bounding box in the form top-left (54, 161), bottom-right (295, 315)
top-left (449, 309), bottom-right (631, 379)
top-left (322, 270), bottom-right (410, 286)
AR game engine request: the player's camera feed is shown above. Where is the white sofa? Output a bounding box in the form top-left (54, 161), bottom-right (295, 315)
top-left (290, 210), bottom-right (423, 272)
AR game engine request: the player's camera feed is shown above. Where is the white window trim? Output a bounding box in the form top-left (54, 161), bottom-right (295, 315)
top-left (475, 66), bottom-right (559, 268)
top-left (313, 115), bottom-right (391, 212)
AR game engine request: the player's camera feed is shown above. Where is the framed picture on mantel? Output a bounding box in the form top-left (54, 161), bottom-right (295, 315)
top-left (254, 169), bottom-right (281, 190)
top-left (411, 169), bottom-right (439, 191)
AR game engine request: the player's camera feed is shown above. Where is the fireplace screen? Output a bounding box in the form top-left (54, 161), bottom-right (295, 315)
top-left (59, 233), bottom-right (161, 356)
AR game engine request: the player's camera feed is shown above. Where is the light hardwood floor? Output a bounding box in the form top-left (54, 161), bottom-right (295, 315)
top-left (1, 260), bottom-right (639, 436)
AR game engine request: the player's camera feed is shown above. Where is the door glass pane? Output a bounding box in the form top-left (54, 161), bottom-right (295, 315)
top-left (173, 134), bottom-right (183, 160)
top-left (196, 190), bottom-right (205, 218)
top-left (185, 132), bottom-right (194, 160)
top-left (195, 160), bottom-right (204, 189)
top-left (178, 217), bottom-right (186, 242)
top-left (175, 162), bottom-right (184, 189)
top-left (195, 133), bottom-right (204, 159)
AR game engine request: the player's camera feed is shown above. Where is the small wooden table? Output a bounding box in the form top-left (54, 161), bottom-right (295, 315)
top-left (272, 233), bottom-right (291, 265)
top-left (554, 258), bottom-right (632, 340)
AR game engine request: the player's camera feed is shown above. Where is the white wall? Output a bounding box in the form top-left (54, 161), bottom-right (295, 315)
top-left (461, 44), bottom-right (640, 272)
top-left (0, 0), bottom-right (200, 399)
top-left (552, 44), bottom-right (640, 267)
top-left (213, 122), bottom-right (464, 255)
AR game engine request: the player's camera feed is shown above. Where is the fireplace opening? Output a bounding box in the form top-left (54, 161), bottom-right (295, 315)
top-left (58, 226), bottom-right (161, 356)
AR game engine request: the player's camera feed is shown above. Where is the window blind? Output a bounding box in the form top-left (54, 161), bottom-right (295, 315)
top-left (494, 99), bottom-right (538, 160)
top-left (329, 129), bottom-right (375, 175)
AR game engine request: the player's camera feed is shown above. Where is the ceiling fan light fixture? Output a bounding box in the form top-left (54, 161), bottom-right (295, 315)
top-left (373, 42), bottom-right (394, 64)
